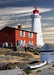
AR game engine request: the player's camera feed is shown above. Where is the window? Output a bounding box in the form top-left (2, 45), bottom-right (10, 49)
top-left (20, 40), bottom-right (25, 46)
top-left (29, 32), bottom-right (33, 38)
top-left (16, 40), bottom-right (20, 46)
top-left (20, 31), bottom-right (25, 37)
top-left (29, 41), bottom-right (33, 45)
top-left (2, 42), bottom-right (8, 47)
top-left (11, 43), bottom-right (13, 47)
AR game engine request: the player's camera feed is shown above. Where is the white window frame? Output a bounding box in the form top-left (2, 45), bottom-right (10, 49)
top-left (11, 43), bottom-right (13, 47)
top-left (29, 32), bottom-right (33, 38)
top-left (2, 42), bottom-right (8, 47)
top-left (29, 41), bottom-right (33, 45)
top-left (20, 31), bottom-right (25, 37)
top-left (20, 40), bottom-right (25, 46)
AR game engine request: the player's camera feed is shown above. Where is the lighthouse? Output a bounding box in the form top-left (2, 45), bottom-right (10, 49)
top-left (31, 6), bottom-right (43, 46)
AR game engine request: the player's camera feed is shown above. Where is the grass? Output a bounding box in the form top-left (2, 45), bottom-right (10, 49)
top-left (24, 69), bottom-right (41, 75)
top-left (36, 70), bottom-right (41, 73)
top-left (0, 48), bottom-right (40, 70)
top-left (24, 69), bottom-right (32, 74)
top-left (28, 49), bottom-right (39, 55)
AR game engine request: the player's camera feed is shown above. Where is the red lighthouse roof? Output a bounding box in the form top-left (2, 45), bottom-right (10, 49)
top-left (33, 6), bottom-right (39, 14)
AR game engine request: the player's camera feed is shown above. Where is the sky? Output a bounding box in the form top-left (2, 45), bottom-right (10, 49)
top-left (0, 0), bottom-right (54, 44)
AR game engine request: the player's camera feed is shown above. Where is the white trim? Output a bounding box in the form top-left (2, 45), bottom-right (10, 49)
top-left (29, 41), bottom-right (33, 45)
top-left (28, 32), bottom-right (33, 38)
top-left (20, 31), bottom-right (25, 37)
top-left (2, 42), bottom-right (8, 47)
top-left (20, 40), bottom-right (25, 46)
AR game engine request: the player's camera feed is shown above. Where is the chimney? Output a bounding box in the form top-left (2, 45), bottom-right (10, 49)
top-left (18, 25), bottom-right (22, 29)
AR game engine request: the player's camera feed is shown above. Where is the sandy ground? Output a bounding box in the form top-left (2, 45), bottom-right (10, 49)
top-left (0, 48), bottom-right (54, 75)
top-left (0, 48), bottom-right (40, 70)
top-left (0, 49), bottom-right (40, 63)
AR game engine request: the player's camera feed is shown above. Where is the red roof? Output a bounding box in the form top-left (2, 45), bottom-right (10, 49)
top-left (33, 9), bottom-right (39, 14)
top-left (0, 26), bottom-right (37, 34)
top-left (33, 6), bottom-right (39, 14)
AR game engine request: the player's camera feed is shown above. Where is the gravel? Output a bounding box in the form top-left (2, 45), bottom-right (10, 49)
top-left (0, 55), bottom-right (18, 61)
top-left (32, 64), bottom-right (54, 75)
top-left (0, 69), bottom-right (26, 75)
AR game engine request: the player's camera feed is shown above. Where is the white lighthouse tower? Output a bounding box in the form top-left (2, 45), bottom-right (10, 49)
top-left (31, 6), bottom-right (43, 46)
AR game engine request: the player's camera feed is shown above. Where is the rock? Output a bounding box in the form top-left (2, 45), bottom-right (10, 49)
top-left (6, 63), bottom-right (16, 69)
top-left (0, 62), bottom-right (8, 70)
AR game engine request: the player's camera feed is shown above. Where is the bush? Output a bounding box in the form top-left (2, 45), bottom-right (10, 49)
top-left (7, 63), bottom-right (16, 69)
top-left (28, 49), bottom-right (39, 55)
top-left (37, 70), bottom-right (41, 73)
top-left (24, 69), bottom-right (32, 74)
top-left (0, 62), bottom-right (16, 70)
top-left (0, 62), bottom-right (8, 70)
top-left (52, 65), bottom-right (54, 67)
top-left (33, 51), bottom-right (39, 55)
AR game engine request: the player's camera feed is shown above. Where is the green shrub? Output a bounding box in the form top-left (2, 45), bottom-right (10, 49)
top-left (52, 65), bottom-right (54, 67)
top-left (28, 49), bottom-right (39, 55)
top-left (37, 70), bottom-right (41, 73)
top-left (24, 69), bottom-right (32, 74)
top-left (33, 51), bottom-right (39, 55)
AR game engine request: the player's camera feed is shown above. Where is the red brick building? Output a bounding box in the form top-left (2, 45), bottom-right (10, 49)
top-left (0, 25), bottom-right (37, 47)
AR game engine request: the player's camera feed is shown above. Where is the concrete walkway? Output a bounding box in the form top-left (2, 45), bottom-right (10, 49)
top-left (0, 68), bottom-right (26, 75)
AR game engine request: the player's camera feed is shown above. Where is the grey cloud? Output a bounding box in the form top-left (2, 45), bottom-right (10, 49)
top-left (0, 0), bottom-right (54, 8)
top-left (42, 25), bottom-right (54, 28)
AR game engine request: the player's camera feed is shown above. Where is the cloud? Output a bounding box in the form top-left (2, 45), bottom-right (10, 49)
top-left (0, 6), bottom-right (53, 30)
top-left (38, 8), bottom-right (53, 13)
top-left (0, 7), bottom-right (52, 16)
top-left (44, 37), bottom-right (54, 39)
top-left (43, 27), bottom-right (54, 30)
top-left (44, 41), bottom-right (54, 44)
top-left (42, 23), bottom-right (49, 26)
top-left (42, 23), bottom-right (54, 26)
top-left (43, 31), bottom-right (54, 34)
top-left (42, 17), bottom-right (54, 20)
top-left (0, 21), bottom-right (7, 30)
top-left (0, 21), bottom-right (7, 26)
top-left (0, 0), bottom-right (54, 44)
top-left (12, 7), bottom-right (53, 14)
top-left (22, 25), bottom-right (31, 28)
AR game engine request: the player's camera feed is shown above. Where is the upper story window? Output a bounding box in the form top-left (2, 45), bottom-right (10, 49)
top-left (20, 31), bottom-right (25, 37)
top-left (29, 32), bottom-right (33, 38)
